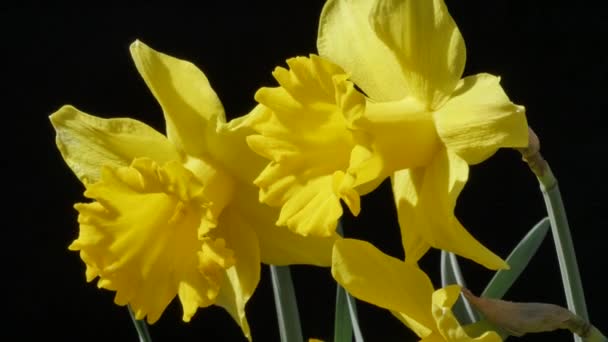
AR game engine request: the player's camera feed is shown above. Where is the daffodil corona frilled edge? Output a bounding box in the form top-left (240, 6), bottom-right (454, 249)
top-left (247, 0), bottom-right (528, 270)
top-left (50, 40), bottom-right (335, 340)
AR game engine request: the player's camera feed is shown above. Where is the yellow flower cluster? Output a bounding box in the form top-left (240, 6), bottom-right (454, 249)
top-left (51, 0), bottom-right (527, 341)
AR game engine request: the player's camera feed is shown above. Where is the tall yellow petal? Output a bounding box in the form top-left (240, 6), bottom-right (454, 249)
top-left (432, 286), bottom-right (502, 342)
top-left (370, 0), bottom-right (466, 109)
top-left (435, 74), bottom-right (528, 165)
top-left (70, 158), bottom-right (230, 324)
top-left (393, 148), bottom-right (508, 270)
top-left (130, 40), bottom-right (225, 158)
top-left (390, 168), bottom-right (432, 264)
top-left (247, 55), bottom-right (360, 237)
top-left (317, 0), bottom-right (408, 101)
top-left (49, 105), bottom-right (179, 184)
top-left (331, 238), bottom-right (435, 337)
top-left (229, 183), bottom-right (335, 267)
top-left (214, 204), bottom-right (261, 341)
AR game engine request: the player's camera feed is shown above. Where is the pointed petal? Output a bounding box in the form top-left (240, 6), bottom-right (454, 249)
top-left (317, 0), bottom-right (408, 101)
top-left (50, 105), bottom-right (179, 184)
top-left (130, 40), bottom-right (225, 158)
top-left (213, 203), bottom-right (261, 341)
top-left (390, 168), bottom-right (432, 264)
top-left (393, 149), bottom-right (508, 270)
top-left (229, 183), bottom-right (334, 266)
top-left (331, 238), bottom-right (435, 336)
top-left (248, 55), bottom-right (360, 237)
top-left (432, 286), bottom-right (502, 342)
top-left (370, 0), bottom-right (466, 108)
top-left (435, 73), bottom-right (529, 164)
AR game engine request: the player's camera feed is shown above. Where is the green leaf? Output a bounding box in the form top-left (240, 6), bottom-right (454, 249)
top-left (482, 217), bottom-right (550, 299)
top-left (440, 251), bottom-right (478, 324)
top-left (334, 220), bottom-right (364, 342)
top-left (270, 265), bottom-right (304, 342)
top-left (346, 290), bottom-right (364, 342)
top-left (334, 285), bottom-right (353, 342)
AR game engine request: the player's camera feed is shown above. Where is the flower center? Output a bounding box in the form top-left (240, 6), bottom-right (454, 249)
top-left (361, 96), bottom-right (441, 170)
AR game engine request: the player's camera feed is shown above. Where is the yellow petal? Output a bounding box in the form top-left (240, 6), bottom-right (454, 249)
top-left (331, 238), bottom-right (435, 337)
top-left (49, 105), bottom-right (179, 184)
top-left (347, 97), bottom-right (440, 188)
top-left (317, 0), bottom-right (408, 101)
top-left (432, 286), bottom-right (502, 342)
top-left (130, 40), bottom-right (225, 158)
top-left (229, 183), bottom-right (335, 266)
top-left (435, 74), bottom-right (528, 165)
top-left (370, 0), bottom-right (466, 109)
top-left (70, 158), bottom-right (231, 323)
top-left (393, 149), bottom-right (508, 270)
top-left (248, 55), bottom-right (360, 237)
top-left (209, 106), bottom-right (271, 185)
top-left (390, 168), bottom-right (432, 264)
top-left (214, 203), bottom-right (261, 341)
top-left (391, 310), bottom-right (437, 340)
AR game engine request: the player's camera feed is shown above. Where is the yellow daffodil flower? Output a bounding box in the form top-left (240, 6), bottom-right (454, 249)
top-left (246, 55), bottom-right (363, 237)
top-left (249, 0), bottom-right (528, 269)
top-left (50, 40), bottom-right (335, 339)
top-left (332, 238), bottom-right (502, 341)
top-left (318, 0), bottom-right (529, 270)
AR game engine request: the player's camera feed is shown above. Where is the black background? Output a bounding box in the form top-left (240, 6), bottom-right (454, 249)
top-left (3, 2), bottom-right (607, 341)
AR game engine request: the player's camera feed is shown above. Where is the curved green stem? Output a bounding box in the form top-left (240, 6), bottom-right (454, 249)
top-left (128, 305), bottom-right (153, 342)
top-left (538, 166), bottom-right (588, 322)
top-left (519, 127), bottom-right (589, 342)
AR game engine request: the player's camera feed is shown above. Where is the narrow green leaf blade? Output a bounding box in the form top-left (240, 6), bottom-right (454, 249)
top-left (482, 217), bottom-right (551, 299)
top-left (271, 265), bottom-right (304, 342)
top-left (440, 251), bottom-right (478, 324)
top-left (334, 285), bottom-right (353, 342)
top-left (334, 220), bottom-right (364, 342)
top-left (346, 291), bottom-right (364, 342)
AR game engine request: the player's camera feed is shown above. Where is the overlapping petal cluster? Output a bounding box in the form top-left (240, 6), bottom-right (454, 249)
top-left (52, 0), bottom-right (530, 340)
top-left (244, 0), bottom-right (529, 340)
top-left (249, 0), bottom-right (528, 269)
top-left (51, 41), bottom-right (334, 339)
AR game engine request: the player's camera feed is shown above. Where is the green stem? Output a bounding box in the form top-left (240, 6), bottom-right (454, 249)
top-left (270, 265), bottom-right (303, 342)
top-left (538, 166), bottom-right (588, 320)
top-left (520, 128), bottom-right (589, 342)
top-left (127, 305), bottom-right (153, 342)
